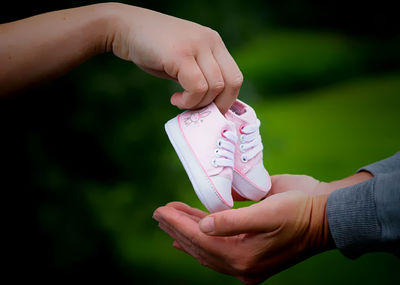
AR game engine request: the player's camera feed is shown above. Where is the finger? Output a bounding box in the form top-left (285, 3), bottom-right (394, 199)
top-left (138, 65), bottom-right (177, 81)
top-left (158, 221), bottom-right (201, 259)
top-left (212, 45), bottom-right (243, 114)
top-left (156, 206), bottom-right (230, 254)
top-left (191, 50), bottom-right (224, 109)
top-left (158, 220), bottom-right (192, 250)
top-left (154, 205), bottom-right (201, 223)
top-left (265, 175), bottom-right (282, 197)
top-left (173, 240), bottom-right (184, 251)
top-left (155, 206), bottom-right (205, 244)
top-left (178, 209), bottom-right (202, 223)
top-left (165, 201), bottom-right (208, 219)
top-left (156, 205), bottom-right (267, 275)
top-left (158, 213), bottom-right (219, 264)
top-left (163, 203), bottom-right (204, 223)
top-left (171, 56), bottom-right (208, 109)
top-left (157, 215), bottom-right (203, 256)
top-left (173, 241), bottom-right (194, 258)
top-left (199, 201), bottom-right (281, 236)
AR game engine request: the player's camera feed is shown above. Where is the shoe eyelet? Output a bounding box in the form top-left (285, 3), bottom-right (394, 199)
top-left (240, 134), bottom-right (246, 143)
top-left (241, 154), bottom-right (248, 163)
top-left (239, 124), bottom-right (246, 134)
top-left (214, 149), bottom-right (220, 156)
top-left (212, 158), bottom-right (218, 167)
top-left (239, 144), bottom-right (245, 153)
top-left (217, 139), bottom-right (223, 147)
top-left (221, 128), bottom-right (228, 138)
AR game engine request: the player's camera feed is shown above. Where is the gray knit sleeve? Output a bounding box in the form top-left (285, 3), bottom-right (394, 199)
top-left (326, 156), bottom-right (400, 258)
top-left (357, 152), bottom-right (400, 176)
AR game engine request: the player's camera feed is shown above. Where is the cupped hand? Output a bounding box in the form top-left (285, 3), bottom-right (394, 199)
top-left (108, 4), bottom-right (243, 113)
top-left (153, 191), bottom-right (334, 284)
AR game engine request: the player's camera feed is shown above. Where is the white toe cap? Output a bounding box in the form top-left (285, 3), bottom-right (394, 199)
top-left (210, 176), bottom-right (233, 211)
top-left (246, 162), bottom-right (271, 192)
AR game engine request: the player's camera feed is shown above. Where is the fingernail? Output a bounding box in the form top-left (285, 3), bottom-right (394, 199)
top-left (199, 216), bottom-right (214, 233)
top-left (152, 212), bottom-right (159, 221)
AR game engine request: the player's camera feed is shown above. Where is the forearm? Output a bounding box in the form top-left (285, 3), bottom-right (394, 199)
top-left (0, 3), bottom-right (118, 96)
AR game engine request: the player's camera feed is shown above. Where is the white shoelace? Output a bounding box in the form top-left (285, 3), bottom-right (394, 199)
top-left (212, 130), bottom-right (237, 168)
top-left (239, 119), bottom-right (263, 163)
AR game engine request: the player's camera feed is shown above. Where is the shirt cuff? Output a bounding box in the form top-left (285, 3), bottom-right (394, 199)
top-left (358, 152), bottom-right (400, 176)
top-left (326, 178), bottom-right (381, 259)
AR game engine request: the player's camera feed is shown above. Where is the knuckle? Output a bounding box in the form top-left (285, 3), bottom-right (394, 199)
top-left (175, 42), bottom-right (197, 56)
top-left (174, 46), bottom-right (191, 58)
top-left (193, 82), bottom-right (208, 95)
top-left (230, 73), bottom-right (244, 90)
top-left (211, 81), bottom-right (225, 94)
top-left (211, 30), bottom-right (222, 43)
top-left (163, 60), bottom-right (178, 78)
top-left (204, 27), bottom-right (222, 42)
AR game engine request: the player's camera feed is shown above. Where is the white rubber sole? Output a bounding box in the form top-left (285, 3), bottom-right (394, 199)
top-left (165, 117), bottom-right (231, 213)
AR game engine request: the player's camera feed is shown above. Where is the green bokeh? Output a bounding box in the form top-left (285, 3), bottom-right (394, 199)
top-left (2, 0), bottom-right (399, 283)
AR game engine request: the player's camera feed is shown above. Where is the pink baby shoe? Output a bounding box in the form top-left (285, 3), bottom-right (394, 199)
top-left (225, 100), bottom-right (271, 200)
top-left (165, 102), bottom-right (237, 213)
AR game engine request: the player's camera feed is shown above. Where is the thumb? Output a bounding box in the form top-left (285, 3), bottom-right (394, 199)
top-left (198, 202), bottom-right (280, 236)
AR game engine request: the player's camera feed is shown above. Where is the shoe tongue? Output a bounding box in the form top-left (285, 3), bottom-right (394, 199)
top-left (226, 100), bottom-right (256, 124)
top-left (208, 102), bottom-right (237, 131)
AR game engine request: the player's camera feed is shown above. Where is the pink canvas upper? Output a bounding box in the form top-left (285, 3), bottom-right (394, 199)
top-left (177, 102), bottom-right (235, 180)
top-left (225, 100), bottom-right (263, 174)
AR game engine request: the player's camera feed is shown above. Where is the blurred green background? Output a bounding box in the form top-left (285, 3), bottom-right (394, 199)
top-left (1, 0), bottom-right (399, 283)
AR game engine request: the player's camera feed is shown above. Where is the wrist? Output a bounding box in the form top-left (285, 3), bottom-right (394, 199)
top-left (310, 194), bottom-right (335, 252)
top-left (310, 171), bottom-right (374, 251)
top-left (317, 171), bottom-right (373, 195)
top-left (88, 3), bottom-right (125, 55)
